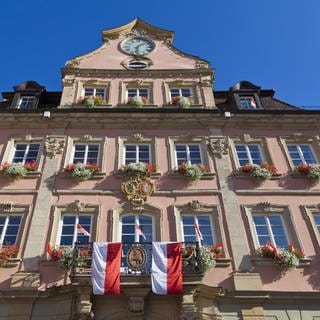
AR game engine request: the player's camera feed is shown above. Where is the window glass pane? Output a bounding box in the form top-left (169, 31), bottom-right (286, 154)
top-left (84, 88), bottom-right (94, 96)
top-left (122, 216), bottom-right (135, 223)
top-left (314, 215), bottom-right (320, 233)
top-left (2, 215), bottom-right (22, 245)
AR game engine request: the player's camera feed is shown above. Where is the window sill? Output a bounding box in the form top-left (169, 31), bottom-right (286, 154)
top-left (3, 257), bottom-right (21, 268)
top-left (117, 104), bottom-right (158, 108)
top-left (163, 104), bottom-right (203, 109)
top-left (60, 171), bottom-right (106, 181)
top-left (169, 171), bottom-right (215, 180)
top-left (290, 172), bottom-right (319, 182)
top-left (2, 171), bottom-right (42, 179)
top-left (71, 104), bottom-right (113, 108)
top-left (251, 256), bottom-right (311, 268)
top-left (233, 172), bottom-right (282, 181)
top-left (215, 258), bottom-right (232, 267)
top-left (113, 171), bottom-right (161, 179)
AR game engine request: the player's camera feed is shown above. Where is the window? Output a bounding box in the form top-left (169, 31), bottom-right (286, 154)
top-left (124, 144), bottom-right (150, 164)
top-left (128, 61), bottom-right (148, 69)
top-left (235, 144), bottom-right (263, 166)
top-left (0, 215), bottom-right (22, 245)
top-left (120, 214), bottom-right (153, 243)
top-left (58, 214), bottom-right (92, 247)
top-left (175, 144), bottom-right (202, 166)
top-left (181, 214), bottom-right (214, 246)
top-left (170, 88), bottom-right (192, 98)
top-left (239, 96), bottom-right (257, 109)
top-left (18, 96), bottom-right (36, 109)
top-left (252, 215), bottom-right (288, 247)
top-left (302, 205), bottom-right (320, 249)
top-left (287, 144), bottom-right (317, 165)
top-left (72, 144), bottom-right (99, 164)
top-left (243, 204), bottom-right (300, 251)
top-left (126, 88), bottom-right (149, 99)
top-left (12, 143), bottom-right (40, 164)
top-left (313, 215), bottom-right (320, 233)
top-left (84, 87), bottom-right (106, 99)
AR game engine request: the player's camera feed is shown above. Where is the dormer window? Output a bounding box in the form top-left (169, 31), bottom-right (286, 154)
top-left (18, 96), bottom-right (36, 109)
top-left (239, 96), bottom-right (257, 109)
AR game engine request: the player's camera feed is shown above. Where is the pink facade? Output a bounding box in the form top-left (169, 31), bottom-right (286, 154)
top-left (0, 19), bottom-right (319, 319)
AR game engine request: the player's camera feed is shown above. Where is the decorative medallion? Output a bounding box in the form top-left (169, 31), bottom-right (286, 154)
top-left (122, 176), bottom-right (154, 211)
top-left (45, 136), bottom-right (66, 159)
top-left (126, 245), bottom-right (147, 271)
top-left (208, 137), bottom-right (229, 156)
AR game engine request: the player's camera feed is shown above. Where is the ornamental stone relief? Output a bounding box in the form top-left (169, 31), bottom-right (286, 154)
top-left (45, 136), bottom-right (66, 159)
top-left (208, 137), bottom-right (229, 156)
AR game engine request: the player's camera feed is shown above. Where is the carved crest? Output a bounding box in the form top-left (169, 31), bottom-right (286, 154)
top-left (208, 137), bottom-right (229, 156)
top-left (122, 176), bottom-right (154, 212)
top-left (45, 136), bottom-right (66, 159)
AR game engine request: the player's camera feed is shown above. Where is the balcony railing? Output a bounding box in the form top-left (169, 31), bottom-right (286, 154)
top-left (70, 242), bottom-right (204, 278)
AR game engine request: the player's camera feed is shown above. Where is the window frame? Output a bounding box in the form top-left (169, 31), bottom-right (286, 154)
top-left (279, 136), bottom-right (320, 170)
top-left (76, 80), bottom-right (110, 105)
top-left (238, 96), bottom-right (258, 110)
top-left (71, 143), bottom-right (100, 165)
top-left (117, 133), bottom-right (157, 172)
top-left (112, 203), bottom-right (161, 242)
top-left (0, 203), bottom-right (30, 257)
top-left (234, 143), bottom-right (264, 166)
top-left (302, 204), bottom-right (320, 250)
top-left (50, 202), bottom-right (99, 249)
top-left (121, 81), bottom-right (153, 105)
top-left (174, 202), bottom-right (225, 251)
top-left (174, 143), bottom-right (203, 166)
top-left (163, 81), bottom-right (199, 105)
top-left (124, 144), bottom-right (151, 165)
top-left (18, 96), bottom-right (36, 109)
top-left (168, 135), bottom-right (210, 170)
top-left (119, 213), bottom-right (155, 243)
top-left (57, 213), bottom-right (92, 248)
top-left (231, 135), bottom-right (272, 170)
top-left (63, 135), bottom-right (107, 172)
top-left (242, 204), bottom-right (301, 251)
top-left (2, 135), bottom-right (44, 174)
top-left (83, 87), bottom-right (106, 99)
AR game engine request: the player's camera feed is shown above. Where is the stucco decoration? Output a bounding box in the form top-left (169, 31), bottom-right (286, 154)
top-left (62, 78), bottom-right (75, 87)
top-left (1, 202), bottom-right (13, 213)
top-left (208, 137), bottom-right (229, 156)
top-left (122, 176), bottom-right (155, 212)
top-left (189, 200), bottom-right (203, 211)
top-left (132, 133), bottom-right (145, 141)
top-left (67, 200), bottom-right (86, 213)
top-left (45, 136), bottom-right (66, 159)
top-left (65, 59), bottom-right (79, 68)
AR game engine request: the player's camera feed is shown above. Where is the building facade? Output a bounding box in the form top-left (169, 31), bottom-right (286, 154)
top-left (0, 19), bottom-right (320, 319)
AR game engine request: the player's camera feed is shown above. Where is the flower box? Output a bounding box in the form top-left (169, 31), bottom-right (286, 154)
top-left (77, 96), bottom-right (108, 107)
top-left (171, 96), bottom-right (194, 109)
top-left (1, 161), bottom-right (39, 179)
top-left (294, 163), bottom-right (320, 182)
top-left (0, 245), bottom-right (19, 268)
top-left (118, 162), bottom-right (157, 178)
top-left (126, 96), bottom-right (148, 108)
top-left (173, 162), bottom-right (212, 181)
top-left (63, 163), bottom-right (104, 181)
top-left (236, 162), bottom-right (279, 183)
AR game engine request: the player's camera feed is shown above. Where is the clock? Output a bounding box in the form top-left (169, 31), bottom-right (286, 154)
top-left (121, 37), bottom-right (155, 56)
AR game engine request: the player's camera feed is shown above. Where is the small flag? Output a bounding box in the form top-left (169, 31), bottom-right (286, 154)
top-left (194, 223), bottom-right (204, 241)
top-left (151, 242), bottom-right (183, 295)
top-left (77, 224), bottom-right (91, 237)
top-left (92, 242), bottom-right (122, 295)
top-left (136, 223), bottom-right (146, 240)
top-left (46, 243), bottom-right (53, 261)
top-left (250, 97), bottom-right (257, 108)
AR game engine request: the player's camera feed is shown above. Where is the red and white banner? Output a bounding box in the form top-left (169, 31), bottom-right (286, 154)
top-left (194, 223), bottom-right (204, 241)
top-left (151, 242), bottom-right (183, 295)
top-left (77, 223), bottom-right (91, 237)
top-left (136, 223), bottom-right (146, 240)
top-left (92, 242), bottom-right (122, 295)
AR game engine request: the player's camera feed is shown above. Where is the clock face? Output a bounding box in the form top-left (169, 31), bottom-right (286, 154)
top-left (121, 37), bottom-right (155, 56)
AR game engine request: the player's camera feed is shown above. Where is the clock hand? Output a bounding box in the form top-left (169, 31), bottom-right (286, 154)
top-left (135, 44), bottom-right (144, 55)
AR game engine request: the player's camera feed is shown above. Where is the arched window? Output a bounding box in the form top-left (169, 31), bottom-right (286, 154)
top-left (120, 214), bottom-right (153, 243)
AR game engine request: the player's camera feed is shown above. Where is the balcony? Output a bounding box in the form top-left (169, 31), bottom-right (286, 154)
top-left (70, 242), bottom-right (205, 286)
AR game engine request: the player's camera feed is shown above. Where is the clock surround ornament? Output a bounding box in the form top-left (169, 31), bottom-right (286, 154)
top-left (121, 37), bottom-right (155, 56)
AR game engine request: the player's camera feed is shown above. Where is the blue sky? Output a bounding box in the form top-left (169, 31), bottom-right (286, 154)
top-left (0, 0), bottom-right (319, 108)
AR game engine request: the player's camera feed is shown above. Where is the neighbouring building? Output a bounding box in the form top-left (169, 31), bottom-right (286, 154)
top-left (0, 19), bottom-right (320, 320)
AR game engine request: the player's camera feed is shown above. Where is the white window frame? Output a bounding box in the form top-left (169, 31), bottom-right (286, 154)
top-left (57, 214), bottom-right (92, 248)
top-left (174, 143), bottom-right (203, 166)
top-left (119, 214), bottom-right (154, 243)
top-left (126, 88), bottom-right (149, 100)
top-left (12, 143), bottom-right (41, 164)
top-left (83, 87), bottom-right (106, 99)
top-left (234, 144), bottom-right (263, 166)
top-left (180, 214), bottom-right (215, 247)
top-left (124, 144), bottom-right (151, 165)
top-left (251, 214), bottom-right (289, 248)
top-left (0, 215), bottom-right (23, 246)
top-left (18, 96), bottom-right (36, 109)
top-left (302, 205), bottom-right (320, 249)
top-left (287, 144), bottom-right (317, 165)
top-left (169, 88), bottom-right (193, 98)
top-left (71, 143), bottom-right (100, 164)
top-left (243, 204), bottom-right (301, 251)
top-left (164, 81), bottom-right (199, 105)
top-left (239, 96), bottom-right (257, 109)
top-left (117, 134), bottom-right (157, 171)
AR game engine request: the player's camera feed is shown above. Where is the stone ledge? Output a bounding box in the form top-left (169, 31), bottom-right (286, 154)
top-left (113, 171), bottom-right (161, 179)
top-left (169, 171), bottom-right (215, 180)
top-left (251, 256), bottom-right (311, 268)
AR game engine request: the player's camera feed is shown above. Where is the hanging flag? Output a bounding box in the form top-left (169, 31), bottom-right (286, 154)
top-left (194, 223), bottom-right (204, 241)
top-left (135, 223), bottom-right (146, 240)
top-left (151, 242), bottom-right (183, 295)
top-left (46, 243), bottom-right (53, 261)
top-left (77, 224), bottom-right (91, 237)
top-left (250, 97), bottom-right (257, 108)
top-left (92, 242), bottom-right (122, 295)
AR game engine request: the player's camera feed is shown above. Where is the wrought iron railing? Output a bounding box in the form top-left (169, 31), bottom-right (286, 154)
top-left (71, 242), bottom-right (203, 277)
